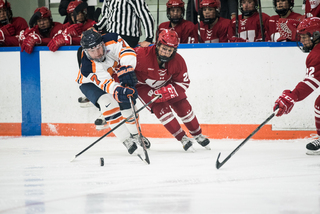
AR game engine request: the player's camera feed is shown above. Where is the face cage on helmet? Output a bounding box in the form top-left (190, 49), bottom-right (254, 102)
top-left (156, 43), bottom-right (177, 63)
top-left (0, 7), bottom-right (12, 25)
top-left (84, 41), bottom-right (106, 62)
top-left (296, 31), bottom-right (320, 53)
top-left (166, 7), bottom-right (184, 24)
top-left (240, 0), bottom-right (257, 17)
top-left (201, 7), bottom-right (219, 24)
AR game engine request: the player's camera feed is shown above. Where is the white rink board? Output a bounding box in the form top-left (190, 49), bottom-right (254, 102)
top-left (0, 52), bottom-right (21, 123)
top-left (0, 45), bottom-right (315, 131)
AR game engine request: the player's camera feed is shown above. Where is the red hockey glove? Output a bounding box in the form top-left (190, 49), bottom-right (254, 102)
top-left (154, 84), bottom-right (178, 103)
top-left (276, 18), bottom-right (300, 42)
top-left (229, 37), bottom-right (248, 43)
top-left (64, 23), bottom-right (83, 37)
top-left (273, 90), bottom-right (298, 117)
top-left (113, 86), bottom-right (138, 103)
top-left (21, 33), bottom-right (42, 54)
top-left (116, 65), bottom-right (138, 87)
top-left (48, 33), bottom-right (72, 52)
top-left (0, 24), bottom-right (15, 36)
top-left (18, 28), bottom-right (34, 46)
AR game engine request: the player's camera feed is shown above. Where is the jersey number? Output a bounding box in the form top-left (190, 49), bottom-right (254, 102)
top-left (307, 67), bottom-right (315, 77)
top-left (90, 74), bottom-right (101, 85)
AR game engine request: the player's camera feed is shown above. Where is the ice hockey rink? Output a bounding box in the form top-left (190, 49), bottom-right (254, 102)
top-left (0, 136), bottom-right (319, 214)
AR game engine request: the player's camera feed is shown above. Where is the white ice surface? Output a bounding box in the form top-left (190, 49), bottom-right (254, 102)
top-left (0, 136), bottom-right (319, 214)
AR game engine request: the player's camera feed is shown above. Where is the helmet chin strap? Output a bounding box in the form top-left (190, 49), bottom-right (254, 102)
top-left (203, 16), bottom-right (217, 25)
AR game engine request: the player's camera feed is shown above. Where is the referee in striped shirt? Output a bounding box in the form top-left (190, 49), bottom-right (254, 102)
top-left (94, 0), bottom-right (155, 48)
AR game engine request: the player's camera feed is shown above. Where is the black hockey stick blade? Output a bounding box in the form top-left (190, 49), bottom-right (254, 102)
top-left (71, 95), bottom-right (161, 162)
top-left (215, 108), bottom-right (278, 169)
top-left (130, 96), bottom-right (150, 164)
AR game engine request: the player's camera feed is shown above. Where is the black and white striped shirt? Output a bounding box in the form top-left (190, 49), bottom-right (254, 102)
top-left (95, 0), bottom-right (155, 42)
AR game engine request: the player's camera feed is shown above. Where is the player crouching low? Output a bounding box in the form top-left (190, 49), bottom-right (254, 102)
top-left (76, 29), bottom-right (150, 154)
top-left (134, 29), bottom-right (210, 152)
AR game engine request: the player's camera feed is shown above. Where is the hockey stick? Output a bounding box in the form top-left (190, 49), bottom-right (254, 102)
top-left (216, 108), bottom-right (278, 169)
top-left (257, 0), bottom-right (265, 41)
top-left (235, 0), bottom-right (239, 37)
top-left (129, 97), bottom-right (150, 164)
top-left (70, 95), bottom-right (161, 162)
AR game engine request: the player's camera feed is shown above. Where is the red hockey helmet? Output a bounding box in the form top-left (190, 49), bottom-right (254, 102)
top-left (34, 6), bottom-right (52, 19)
top-left (0, 0), bottom-right (10, 9)
top-left (297, 17), bottom-right (320, 35)
top-left (67, 0), bottom-right (83, 14)
top-left (200, 0), bottom-right (221, 10)
top-left (158, 29), bottom-right (179, 48)
top-left (297, 17), bottom-right (320, 52)
top-left (166, 0), bottom-right (185, 8)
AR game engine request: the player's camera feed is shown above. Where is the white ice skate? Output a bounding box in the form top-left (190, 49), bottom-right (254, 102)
top-left (194, 134), bottom-right (211, 150)
top-left (181, 135), bottom-right (196, 152)
top-left (306, 138), bottom-right (320, 155)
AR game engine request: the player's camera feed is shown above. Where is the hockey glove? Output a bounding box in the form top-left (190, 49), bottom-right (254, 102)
top-left (64, 23), bottom-right (83, 37)
top-left (1, 24), bottom-right (15, 36)
top-left (274, 90), bottom-right (298, 117)
top-left (276, 18), bottom-right (300, 42)
top-left (48, 33), bottom-right (72, 52)
top-left (116, 65), bottom-right (138, 87)
top-left (113, 86), bottom-right (138, 103)
top-left (21, 32), bottom-right (42, 54)
top-left (154, 84), bottom-right (178, 103)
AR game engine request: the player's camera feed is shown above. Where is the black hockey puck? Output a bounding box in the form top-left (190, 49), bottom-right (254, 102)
top-left (100, 157), bottom-right (104, 166)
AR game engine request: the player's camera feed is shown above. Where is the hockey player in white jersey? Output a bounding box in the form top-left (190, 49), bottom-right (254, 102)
top-left (76, 29), bottom-right (150, 154)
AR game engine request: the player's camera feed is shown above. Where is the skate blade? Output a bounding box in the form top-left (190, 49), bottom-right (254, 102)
top-left (95, 125), bottom-right (110, 131)
top-left (187, 146), bottom-right (196, 153)
top-left (80, 102), bottom-right (94, 108)
top-left (204, 145), bottom-right (211, 150)
top-left (306, 150), bottom-right (320, 155)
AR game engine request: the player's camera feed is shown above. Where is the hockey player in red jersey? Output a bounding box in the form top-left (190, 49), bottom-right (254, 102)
top-left (134, 29), bottom-right (210, 152)
top-left (48, 0), bottom-right (96, 52)
top-left (195, 0), bottom-right (230, 43)
top-left (305, 0), bottom-right (320, 18)
top-left (157, 0), bottom-right (197, 44)
top-left (273, 17), bottom-right (320, 155)
top-left (267, 0), bottom-right (302, 42)
top-left (0, 0), bottom-right (28, 46)
top-left (76, 29), bottom-right (150, 154)
top-left (20, 7), bottom-right (64, 54)
top-left (229, 0), bottom-right (269, 42)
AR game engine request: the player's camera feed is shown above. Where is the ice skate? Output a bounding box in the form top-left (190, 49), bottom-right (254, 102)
top-left (306, 138), bottom-right (320, 155)
top-left (132, 134), bottom-right (151, 149)
top-left (123, 136), bottom-right (138, 154)
top-left (194, 134), bottom-right (211, 150)
top-left (78, 96), bottom-right (92, 108)
top-left (94, 115), bottom-right (109, 131)
top-left (180, 135), bottom-right (196, 152)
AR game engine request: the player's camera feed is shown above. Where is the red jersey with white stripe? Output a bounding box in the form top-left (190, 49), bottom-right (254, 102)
top-left (229, 12), bottom-right (270, 42)
top-left (134, 45), bottom-right (190, 94)
top-left (157, 19), bottom-right (197, 44)
top-left (292, 44), bottom-right (320, 101)
top-left (0, 17), bottom-right (28, 46)
top-left (195, 17), bottom-right (231, 43)
top-left (267, 12), bottom-right (302, 42)
top-left (76, 33), bottom-right (136, 95)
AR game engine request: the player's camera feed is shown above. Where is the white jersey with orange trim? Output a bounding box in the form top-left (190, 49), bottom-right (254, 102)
top-left (76, 33), bottom-right (137, 95)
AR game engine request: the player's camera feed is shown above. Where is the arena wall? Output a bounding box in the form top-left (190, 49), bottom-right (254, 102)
top-left (0, 43), bottom-right (316, 139)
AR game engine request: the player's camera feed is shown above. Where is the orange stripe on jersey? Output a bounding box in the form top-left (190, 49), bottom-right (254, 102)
top-left (75, 70), bottom-right (84, 84)
top-left (106, 79), bottom-right (114, 93)
top-left (105, 40), bottom-right (117, 46)
top-left (91, 61), bottom-right (96, 73)
top-left (107, 61), bottom-right (118, 76)
top-left (102, 107), bottom-right (120, 116)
